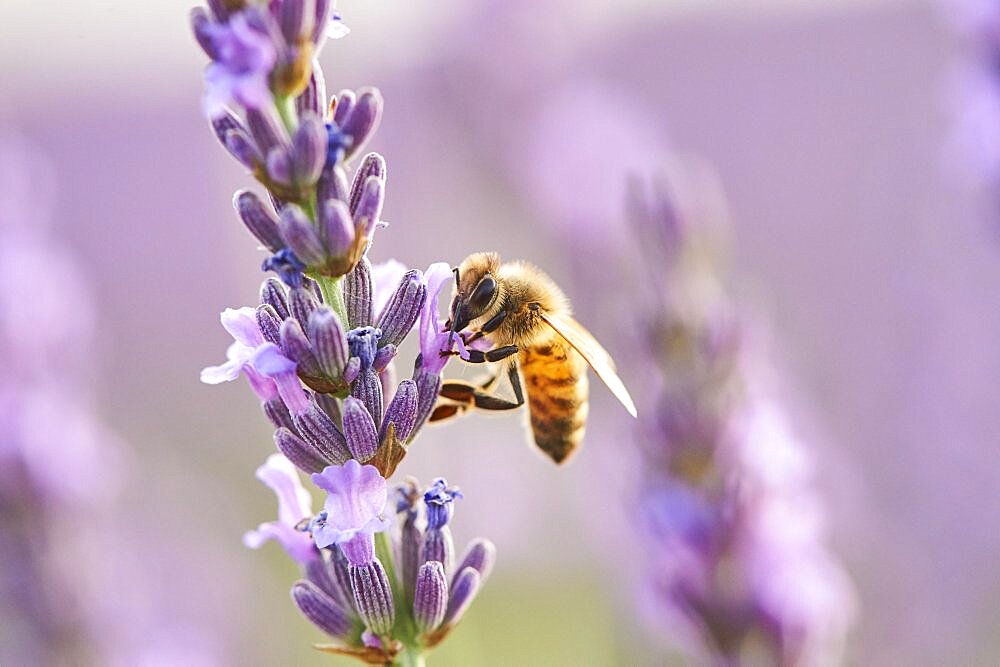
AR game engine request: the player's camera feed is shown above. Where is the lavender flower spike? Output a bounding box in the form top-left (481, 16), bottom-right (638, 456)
top-left (243, 453), bottom-right (317, 564)
top-left (310, 460), bottom-right (392, 566)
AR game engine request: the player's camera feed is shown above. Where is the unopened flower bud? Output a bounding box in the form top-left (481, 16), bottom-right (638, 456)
top-left (275, 427), bottom-right (331, 474)
top-left (319, 199), bottom-right (355, 258)
top-left (443, 567), bottom-right (481, 626)
top-left (291, 113), bottom-right (327, 185)
top-left (413, 561), bottom-right (448, 635)
top-left (342, 397), bottom-right (380, 462)
top-left (349, 559), bottom-right (395, 635)
top-left (280, 317), bottom-right (322, 378)
top-left (344, 257), bottom-right (374, 329)
top-left (307, 307), bottom-right (349, 378)
top-left (380, 379), bottom-right (417, 443)
top-left (291, 580), bottom-right (356, 639)
top-left (260, 277), bottom-right (291, 321)
top-left (453, 539), bottom-right (496, 585)
top-left (279, 205), bottom-right (326, 267)
top-left (293, 404), bottom-right (350, 464)
top-left (235, 190), bottom-right (284, 251)
top-left (376, 270), bottom-right (425, 347)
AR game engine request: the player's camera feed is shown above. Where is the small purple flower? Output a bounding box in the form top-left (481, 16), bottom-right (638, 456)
top-left (243, 453), bottom-right (317, 564)
top-left (200, 307), bottom-right (278, 399)
top-left (423, 478), bottom-right (463, 529)
top-left (310, 460), bottom-right (392, 565)
top-left (200, 306), bottom-right (312, 411)
top-left (417, 262), bottom-right (459, 374)
top-left (202, 12), bottom-right (277, 117)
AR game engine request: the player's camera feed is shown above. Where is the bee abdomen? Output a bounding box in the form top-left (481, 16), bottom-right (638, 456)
top-left (520, 341), bottom-right (590, 464)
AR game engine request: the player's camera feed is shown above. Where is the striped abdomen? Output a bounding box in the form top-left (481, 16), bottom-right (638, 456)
top-left (519, 336), bottom-right (590, 464)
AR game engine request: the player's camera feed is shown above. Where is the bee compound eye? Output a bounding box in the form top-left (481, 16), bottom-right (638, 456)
top-left (470, 276), bottom-right (497, 310)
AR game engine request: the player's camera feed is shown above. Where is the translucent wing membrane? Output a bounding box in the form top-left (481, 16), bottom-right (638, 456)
top-left (539, 311), bottom-right (638, 418)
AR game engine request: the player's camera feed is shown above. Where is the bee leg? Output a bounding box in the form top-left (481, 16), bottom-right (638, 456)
top-left (430, 366), bottom-right (525, 423)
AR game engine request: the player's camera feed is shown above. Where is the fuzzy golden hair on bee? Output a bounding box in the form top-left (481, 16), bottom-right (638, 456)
top-left (435, 251), bottom-right (637, 465)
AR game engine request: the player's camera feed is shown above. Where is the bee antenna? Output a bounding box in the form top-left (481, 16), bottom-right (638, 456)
top-left (452, 267), bottom-right (460, 282)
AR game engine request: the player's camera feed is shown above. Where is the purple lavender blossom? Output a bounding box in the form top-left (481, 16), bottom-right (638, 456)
top-left (200, 11), bottom-right (277, 116)
top-left (310, 460), bottom-right (392, 565)
top-left (243, 453), bottom-right (317, 564)
top-left (629, 172), bottom-right (855, 664)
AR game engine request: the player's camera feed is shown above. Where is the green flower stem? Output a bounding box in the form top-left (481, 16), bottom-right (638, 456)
top-left (391, 644), bottom-right (426, 667)
top-left (275, 93), bottom-right (299, 135)
top-left (315, 274), bottom-right (348, 327)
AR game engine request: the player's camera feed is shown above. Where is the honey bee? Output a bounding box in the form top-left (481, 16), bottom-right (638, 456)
top-left (429, 252), bottom-right (637, 464)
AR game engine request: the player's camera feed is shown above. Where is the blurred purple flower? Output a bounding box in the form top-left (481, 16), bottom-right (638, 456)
top-left (202, 12), bottom-right (276, 117)
top-left (310, 460), bottom-right (392, 565)
top-left (629, 171), bottom-right (855, 664)
top-left (244, 453), bottom-right (317, 563)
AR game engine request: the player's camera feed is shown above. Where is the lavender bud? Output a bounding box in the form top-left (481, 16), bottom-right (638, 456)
top-left (256, 304), bottom-right (283, 345)
top-left (235, 190), bottom-right (284, 251)
top-left (454, 539), bottom-right (496, 585)
top-left (319, 199), bottom-right (355, 258)
top-left (191, 7), bottom-right (218, 59)
top-left (296, 66), bottom-right (327, 117)
top-left (292, 113), bottom-right (327, 185)
top-left (260, 277), bottom-right (291, 321)
top-left (332, 89), bottom-right (356, 126)
top-left (410, 368), bottom-right (443, 440)
top-left (293, 404), bottom-right (351, 465)
top-left (343, 257), bottom-right (373, 329)
top-left (279, 205), bottom-right (325, 267)
top-left (413, 561), bottom-right (448, 635)
top-left (266, 147), bottom-right (293, 186)
top-left (275, 427), bottom-right (330, 474)
top-left (352, 369), bottom-right (383, 435)
top-left (224, 129), bottom-right (263, 170)
top-left (349, 153), bottom-right (387, 214)
top-left (341, 88), bottom-right (383, 160)
top-left (263, 397), bottom-right (297, 433)
top-left (246, 107), bottom-right (290, 157)
top-left (381, 379), bottom-right (418, 443)
top-left (349, 560), bottom-right (395, 635)
top-left (313, 0), bottom-right (332, 43)
top-left (280, 318), bottom-right (322, 377)
top-left (211, 108), bottom-right (247, 152)
top-left (317, 163), bottom-right (350, 206)
top-left (443, 567), bottom-right (481, 627)
top-left (278, 0), bottom-right (309, 43)
top-left (288, 286), bottom-right (320, 332)
top-left (291, 580), bottom-right (356, 639)
top-left (352, 175), bottom-right (385, 237)
top-left (308, 307), bottom-right (349, 378)
top-left (376, 270), bottom-right (425, 347)
top-left (421, 528), bottom-right (454, 577)
top-left (341, 397), bottom-right (379, 462)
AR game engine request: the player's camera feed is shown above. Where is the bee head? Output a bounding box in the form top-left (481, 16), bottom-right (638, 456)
top-left (450, 252), bottom-right (501, 332)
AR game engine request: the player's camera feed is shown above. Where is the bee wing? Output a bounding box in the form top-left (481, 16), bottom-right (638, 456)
top-left (539, 311), bottom-right (638, 418)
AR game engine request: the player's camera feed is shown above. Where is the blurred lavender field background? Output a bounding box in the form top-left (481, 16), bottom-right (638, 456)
top-left (3, 0), bottom-right (1000, 664)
